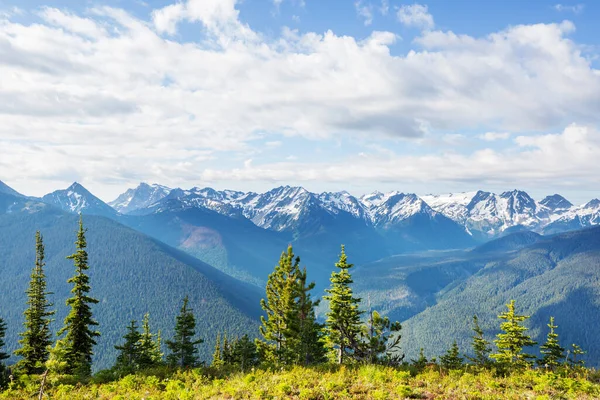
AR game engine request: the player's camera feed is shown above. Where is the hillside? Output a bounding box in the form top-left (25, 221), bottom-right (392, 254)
top-left (364, 227), bottom-right (600, 363)
top-left (0, 194), bottom-right (262, 369)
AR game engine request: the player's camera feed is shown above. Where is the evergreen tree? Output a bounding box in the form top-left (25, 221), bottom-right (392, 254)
top-left (57, 216), bottom-right (100, 377)
top-left (538, 317), bottom-right (564, 370)
top-left (568, 344), bottom-right (585, 367)
top-left (324, 245), bottom-right (363, 364)
top-left (113, 320), bottom-right (142, 373)
top-left (46, 338), bottom-right (69, 376)
top-left (258, 246), bottom-right (301, 364)
top-left (211, 333), bottom-right (223, 368)
top-left (292, 267), bottom-right (327, 365)
top-left (232, 335), bottom-right (259, 372)
top-left (440, 340), bottom-right (464, 370)
top-left (14, 231), bottom-right (55, 375)
top-left (0, 317), bottom-right (9, 387)
top-left (467, 315), bottom-right (492, 368)
top-left (361, 310), bottom-right (403, 365)
top-left (137, 313), bottom-right (163, 369)
top-left (411, 348), bottom-right (428, 371)
top-left (166, 296), bottom-right (203, 368)
top-left (490, 300), bottom-right (536, 371)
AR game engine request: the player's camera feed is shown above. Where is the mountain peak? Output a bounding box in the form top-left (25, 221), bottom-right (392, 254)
top-left (0, 180), bottom-right (23, 197)
top-left (108, 182), bottom-right (172, 214)
top-left (540, 194), bottom-right (573, 211)
top-left (43, 183), bottom-right (116, 217)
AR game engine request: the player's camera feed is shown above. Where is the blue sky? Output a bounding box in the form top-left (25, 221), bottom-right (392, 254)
top-left (0, 0), bottom-right (599, 204)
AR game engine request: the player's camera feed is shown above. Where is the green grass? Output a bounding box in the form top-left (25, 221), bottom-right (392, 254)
top-left (3, 365), bottom-right (600, 399)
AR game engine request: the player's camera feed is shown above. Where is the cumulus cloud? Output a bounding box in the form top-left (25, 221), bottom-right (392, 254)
top-left (397, 3), bottom-right (434, 30)
top-left (1, 1), bottom-right (600, 197)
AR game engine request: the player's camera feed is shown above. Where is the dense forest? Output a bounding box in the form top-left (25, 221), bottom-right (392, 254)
top-left (1, 219), bottom-right (600, 398)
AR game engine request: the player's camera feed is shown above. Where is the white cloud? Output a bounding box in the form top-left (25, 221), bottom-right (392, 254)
top-left (380, 0), bottom-right (390, 15)
top-left (355, 1), bottom-right (374, 26)
top-left (151, 3), bottom-right (185, 35)
top-left (1, 1), bottom-right (600, 196)
top-left (479, 132), bottom-right (511, 141)
top-left (397, 3), bottom-right (434, 30)
top-left (554, 4), bottom-right (584, 14)
top-left (200, 125), bottom-right (600, 189)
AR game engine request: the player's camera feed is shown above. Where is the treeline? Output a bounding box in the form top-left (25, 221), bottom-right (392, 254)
top-left (0, 221), bottom-right (591, 392)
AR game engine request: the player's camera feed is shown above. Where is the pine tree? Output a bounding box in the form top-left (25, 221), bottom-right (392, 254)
top-left (324, 245), bottom-right (363, 364)
top-left (138, 313), bottom-right (163, 369)
top-left (440, 340), bottom-right (464, 370)
top-left (490, 300), bottom-right (536, 371)
top-left (0, 317), bottom-right (9, 387)
top-left (57, 216), bottom-right (100, 377)
top-left (114, 320), bottom-right (142, 373)
top-left (14, 231), bottom-right (55, 375)
top-left (538, 316), bottom-right (564, 370)
top-left (467, 315), bottom-right (492, 368)
top-left (258, 246), bottom-right (301, 364)
top-left (166, 296), bottom-right (203, 368)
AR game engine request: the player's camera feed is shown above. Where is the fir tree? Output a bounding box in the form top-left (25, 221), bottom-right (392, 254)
top-left (14, 231), bottom-right (55, 375)
top-left (114, 320), bottom-right (142, 373)
top-left (166, 296), bottom-right (203, 368)
top-left (538, 316), bottom-right (564, 370)
top-left (232, 335), bottom-right (259, 372)
top-left (411, 348), bottom-right (428, 371)
top-left (292, 267), bottom-right (327, 365)
top-left (57, 216), bottom-right (100, 377)
top-left (467, 315), bottom-right (492, 368)
top-left (0, 317), bottom-right (9, 387)
top-left (440, 341), bottom-right (464, 370)
top-left (324, 245), bottom-right (363, 364)
top-left (568, 344), bottom-right (585, 367)
top-left (258, 246), bottom-right (301, 364)
top-left (137, 313), bottom-right (163, 369)
top-left (211, 333), bottom-right (223, 368)
top-left (490, 300), bottom-right (536, 371)
top-left (361, 310), bottom-right (403, 365)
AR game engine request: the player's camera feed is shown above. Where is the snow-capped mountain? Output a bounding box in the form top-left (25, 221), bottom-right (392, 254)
top-left (107, 183), bottom-right (600, 240)
top-left (42, 182), bottom-right (117, 218)
top-left (364, 192), bottom-right (435, 228)
top-left (108, 183), bottom-right (171, 214)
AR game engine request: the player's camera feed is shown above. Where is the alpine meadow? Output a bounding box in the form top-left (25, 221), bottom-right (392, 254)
top-left (3, 0), bottom-right (600, 399)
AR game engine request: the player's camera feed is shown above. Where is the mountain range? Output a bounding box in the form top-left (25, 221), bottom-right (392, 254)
top-left (0, 187), bottom-right (261, 370)
top-left (3, 178), bottom-right (600, 367)
top-left (112, 183), bottom-right (600, 239)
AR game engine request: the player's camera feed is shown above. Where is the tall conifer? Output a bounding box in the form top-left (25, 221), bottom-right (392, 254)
top-left (138, 313), bottom-right (163, 369)
top-left (58, 216), bottom-right (100, 377)
top-left (166, 296), bottom-right (203, 368)
top-left (324, 245), bottom-right (363, 364)
top-left (490, 300), bottom-right (536, 371)
top-left (14, 231), bottom-right (55, 374)
top-left (114, 320), bottom-right (143, 373)
top-left (538, 316), bottom-right (564, 370)
top-left (258, 246), bottom-right (300, 364)
top-left (467, 315), bottom-right (492, 368)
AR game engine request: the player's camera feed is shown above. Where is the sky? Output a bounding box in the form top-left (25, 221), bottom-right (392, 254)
top-left (1, 0), bottom-right (600, 204)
